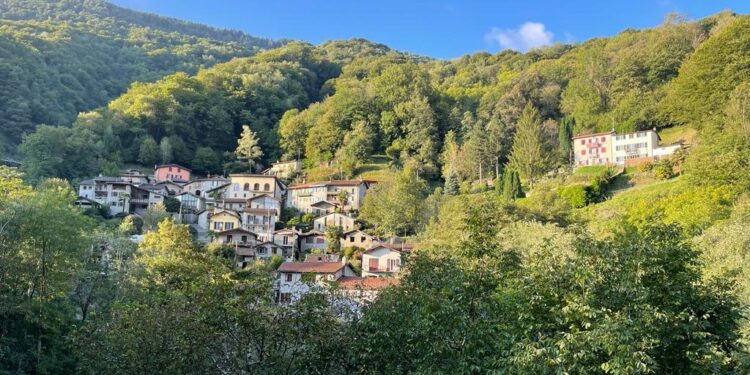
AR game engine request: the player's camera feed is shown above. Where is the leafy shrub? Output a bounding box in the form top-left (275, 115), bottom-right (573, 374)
top-left (652, 159), bottom-right (676, 180)
top-left (559, 184), bottom-right (589, 208)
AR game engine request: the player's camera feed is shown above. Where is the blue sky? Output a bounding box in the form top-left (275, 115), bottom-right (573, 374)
top-left (112, 0), bottom-right (750, 59)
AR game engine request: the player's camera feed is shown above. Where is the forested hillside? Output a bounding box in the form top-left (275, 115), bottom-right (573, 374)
top-left (5, 4), bottom-right (750, 374)
top-left (0, 0), bottom-right (280, 155)
top-left (21, 11), bottom-right (750, 188)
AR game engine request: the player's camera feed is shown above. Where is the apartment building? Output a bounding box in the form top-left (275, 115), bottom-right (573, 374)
top-left (286, 179), bottom-right (375, 213)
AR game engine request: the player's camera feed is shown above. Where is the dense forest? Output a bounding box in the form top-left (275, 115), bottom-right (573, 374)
top-left (0, 0), bottom-right (281, 155)
top-left (3, 2), bottom-right (750, 374)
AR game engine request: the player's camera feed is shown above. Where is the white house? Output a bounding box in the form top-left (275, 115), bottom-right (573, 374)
top-left (182, 177), bottom-right (229, 198)
top-left (253, 241), bottom-right (294, 261)
top-left (341, 230), bottom-right (377, 250)
top-left (313, 212), bottom-right (356, 233)
top-left (276, 260), bottom-right (356, 303)
top-left (361, 245), bottom-right (403, 277)
top-left (263, 160), bottom-right (302, 179)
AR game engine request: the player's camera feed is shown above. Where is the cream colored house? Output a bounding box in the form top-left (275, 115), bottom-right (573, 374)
top-left (264, 160), bottom-right (302, 179)
top-left (225, 174), bottom-right (286, 201)
top-left (299, 231), bottom-right (327, 253)
top-left (342, 230), bottom-right (376, 250)
top-left (362, 245), bottom-right (402, 277)
top-left (313, 212), bottom-right (356, 233)
top-left (209, 209), bottom-right (241, 232)
top-left (573, 129), bottom-right (680, 168)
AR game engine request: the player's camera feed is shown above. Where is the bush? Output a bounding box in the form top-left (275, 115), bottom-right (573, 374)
top-left (635, 160), bottom-right (654, 173)
top-left (652, 159), bottom-right (676, 180)
top-left (559, 185), bottom-right (589, 208)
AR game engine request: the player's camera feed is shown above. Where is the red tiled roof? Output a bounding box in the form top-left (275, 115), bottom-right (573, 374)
top-left (288, 179), bottom-right (377, 189)
top-left (277, 261), bottom-right (344, 273)
top-left (571, 131), bottom-right (615, 140)
top-left (338, 276), bottom-right (399, 290)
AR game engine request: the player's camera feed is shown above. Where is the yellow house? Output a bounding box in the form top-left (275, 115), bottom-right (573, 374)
top-left (209, 209), bottom-right (241, 232)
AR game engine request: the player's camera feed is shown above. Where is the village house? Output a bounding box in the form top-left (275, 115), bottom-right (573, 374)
top-left (242, 207), bottom-right (278, 242)
top-left (216, 228), bottom-right (258, 247)
top-left (223, 174), bottom-right (286, 201)
top-left (361, 244), bottom-right (406, 277)
top-left (272, 228), bottom-right (298, 249)
top-left (209, 209), bottom-right (241, 232)
top-left (298, 231), bottom-right (327, 253)
top-left (335, 276), bottom-right (399, 305)
top-left (286, 179), bottom-right (375, 213)
top-left (573, 129), bottom-right (681, 168)
top-left (182, 176), bottom-right (229, 198)
top-left (341, 229), bottom-right (377, 250)
top-left (174, 191), bottom-right (205, 212)
top-left (276, 259), bottom-right (356, 303)
top-left (313, 212), bottom-right (356, 233)
top-left (78, 176), bottom-right (164, 215)
top-left (155, 180), bottom-right (185, 195)
top-left (253, 241), bottom-right (294, 261)
top-left (154, 164), bottom-right (191, 182)
top-left (263, 160), bottom-right (302, 180)
top-left (120, 169), bottom-right (150, 185)
top-left (310, 200), bottom-right (338, 216)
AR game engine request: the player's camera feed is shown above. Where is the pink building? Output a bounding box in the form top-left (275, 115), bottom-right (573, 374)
top-left (573, 131), bottom-right (614, 167)
top-left (154, 164), bottom-right (191, 182)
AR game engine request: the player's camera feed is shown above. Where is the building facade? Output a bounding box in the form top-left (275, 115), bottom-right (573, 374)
top-left (286, 180), bottom-right (375, 213)
top-left (154, 164), bottom-right (191, 182)
top-left (573, 129), bottom-right (680, 168)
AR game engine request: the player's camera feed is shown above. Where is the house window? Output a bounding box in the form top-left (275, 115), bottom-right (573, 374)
top-left (350, 236), bottom-right (355, 242)
top-left (241, 235), bottom-right (247, 243)
top-left (581, 150), bottom-right (586, 155)
top-left (168, 167), bottom-right (173, 172)
top-left (601, 147), bottom-right (606, 152)
top-left (316, 238), bottom-right (324, 244)
top-left (244, 183), bottom-right (250, 191)
top-left (226, 222), bottom-right (234, 230)
top-left (361, 236), bottom-right (366, 242)
top-left (580, 140), bottom-right (585, 145)
top-left (285, 274), bottom-right (292, 282)
top-left (253, 183), bottom-right (260, 191)
top-left (369, 258), bottom-right (379, 271)
top-left (264, 183), bottom-right (270, 191)
top-left (227, 235), bottom-right (233, 242)
top-left (306, 237), bottom-right (313, 244)
top-left (283, 236), bottom-right (288, 245)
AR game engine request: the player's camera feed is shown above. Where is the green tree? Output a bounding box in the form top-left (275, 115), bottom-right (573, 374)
top-left (508, 103), bottom-right (550, 187)
top-left (558, 116), bottom-right (574, 163)
top-left (235, 125), bottom-right (264, 172)
top-left (444, 172), bottom-right (459, 196)
top-left (159, 137), bottom-right (173, 164)
top-left (138, 136), bottom-right (160, 166)
top-left (192, 146), bottom-right (220, 175)
top-left (142, 202), bottom-right (170, 231)
top-left (360, 169), bottom-right (429, 236)
top-left (325, 225), bottom-right (344, 253)
top-left (501, 168), bottom-right (523, 201)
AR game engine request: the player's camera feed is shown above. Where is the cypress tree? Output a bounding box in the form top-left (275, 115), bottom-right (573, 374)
top-left (559, 116), bottom-right (574, 163)
top-left (502, 169), bottom-right (523, 201)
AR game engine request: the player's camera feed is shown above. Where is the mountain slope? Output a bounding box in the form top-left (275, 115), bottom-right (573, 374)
top-left (0, 0), bottom-right (281, 154)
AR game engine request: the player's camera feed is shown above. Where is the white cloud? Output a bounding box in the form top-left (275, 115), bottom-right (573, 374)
top-left (485, 22), bottom-right (554, 51)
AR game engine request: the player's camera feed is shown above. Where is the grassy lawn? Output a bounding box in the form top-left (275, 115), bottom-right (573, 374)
top-left (658, 125), bottom-right (697, 145)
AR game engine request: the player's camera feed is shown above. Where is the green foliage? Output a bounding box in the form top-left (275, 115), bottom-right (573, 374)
top-left (162, 196), bottom-right (181, 213)
top-left (235, 125), bottom-right (264, 172)
top-left (119, 215), bottom-right (141, 235)
top-left (358, 223), bottom-right (743, 373)
top-left (325, 225), bottom-right (344, 253)
top-left (501, 168), bottom-right (523, 201)
top-left (444, 172), bottom-right (459, 195)
top-left (559, 184), bottom-right (589, 208)
top-left (652, 158), bottom-right (676, 180)
top-left (360, 169), bottom-right (429, 236)
top-left (137, 136), bottom-right (160, 166)
top-left (191, 146), bottom-right (221, 175)
top-left (0, 0), bottom-right (279, 153)
top-left (508, 103), bottom-right (551, 185)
